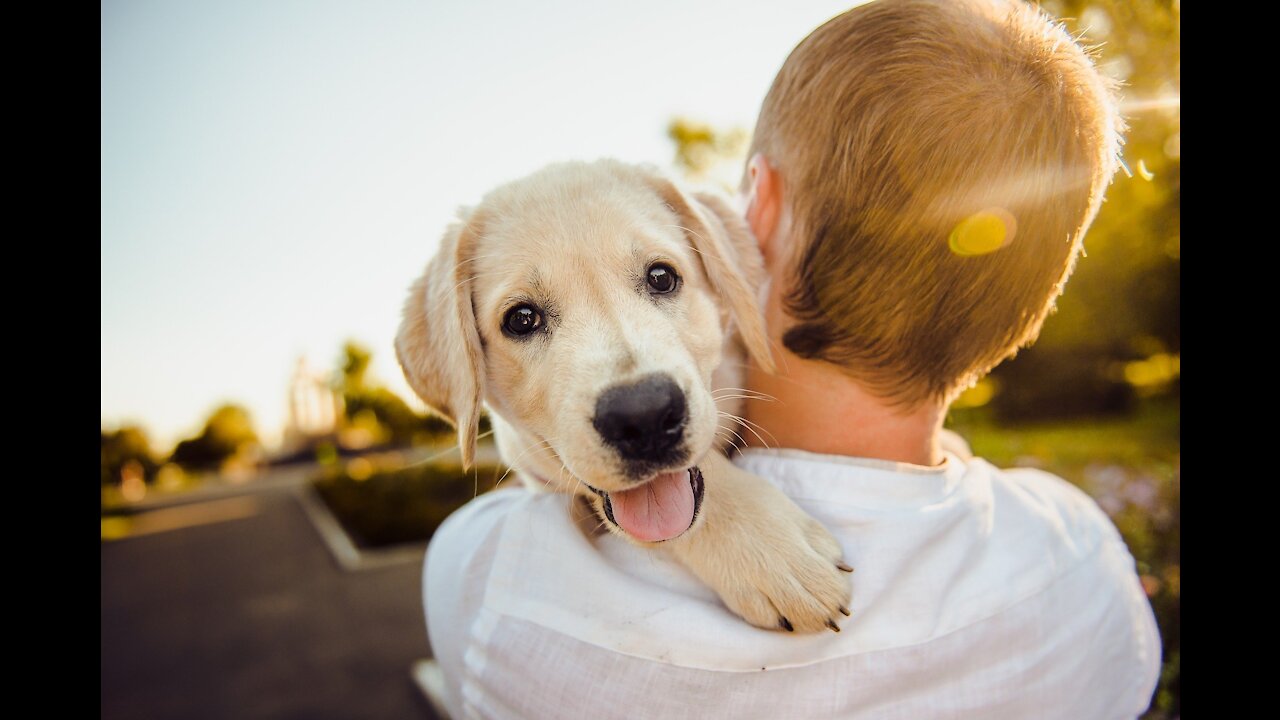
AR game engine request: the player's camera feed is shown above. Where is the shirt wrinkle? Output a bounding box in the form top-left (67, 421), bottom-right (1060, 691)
top-left (424, 450), bottom-right (1161, 719)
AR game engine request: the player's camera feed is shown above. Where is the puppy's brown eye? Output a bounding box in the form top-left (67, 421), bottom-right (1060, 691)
top-left (646, 263), bottom-right (679, 294)
top-left (502, 304), bottom-right (543, 337)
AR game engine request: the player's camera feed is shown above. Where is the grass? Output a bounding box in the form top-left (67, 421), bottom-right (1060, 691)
top-left (949, 398), bottom-right (1179, 483)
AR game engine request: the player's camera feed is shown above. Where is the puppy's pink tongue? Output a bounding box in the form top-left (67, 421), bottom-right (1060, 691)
top-left (610, 470), bottom-right (694, 542)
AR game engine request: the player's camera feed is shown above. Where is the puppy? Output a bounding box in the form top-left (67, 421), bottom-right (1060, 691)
top-left (397, 159), bottom-right (851, 633)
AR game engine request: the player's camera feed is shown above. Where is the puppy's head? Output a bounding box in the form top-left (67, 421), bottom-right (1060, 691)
top-left (397, 160), bottom-right (772, 540)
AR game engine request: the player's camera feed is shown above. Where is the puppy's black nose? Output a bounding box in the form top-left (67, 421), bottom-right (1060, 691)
top-left (592, 375), bottom-right (686, 461)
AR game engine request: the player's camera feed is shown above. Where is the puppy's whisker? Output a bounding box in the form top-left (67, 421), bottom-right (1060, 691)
top-left (715, 414), bottom-right (752, 450)
top-left (720, 410), bottom-right (778, 449)
top-left (712, 387), bottom-right (779, 403)
top-left (673, 238), bottom-right (737, 279)
top-left (453, 251), bottom-right (504, 266)
top-left (494, 447), bottom-right (540, 487)
top-left (493, 440), bottom-right (556, 490)
top-left (566, 465), bottom-right (591, 516)
top-left (713, 394), bottom-right (775, 403)
top-left (449, 269), bottom-right (511, 295)
top-left (714, 432), bottom-right (740, 452)
top-left (659, 224), bottom-right (724, 265)
top-left (718, 410), bottom-right (764, 446)
top-left (401, 428), bottom-right (498, 470)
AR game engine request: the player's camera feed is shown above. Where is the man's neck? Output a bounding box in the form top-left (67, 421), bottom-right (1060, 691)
top-left (742, 351), bottom-right (946, 467)
top-left (737, 183), bottom-right (946, 467)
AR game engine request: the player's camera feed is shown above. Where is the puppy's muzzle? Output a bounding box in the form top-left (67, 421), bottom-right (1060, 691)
top-left (591, 374), bottom-right (686, 464)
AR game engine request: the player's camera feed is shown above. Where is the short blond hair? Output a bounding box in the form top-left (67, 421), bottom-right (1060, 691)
top-left (750, 0), bottom-right (1122, 406)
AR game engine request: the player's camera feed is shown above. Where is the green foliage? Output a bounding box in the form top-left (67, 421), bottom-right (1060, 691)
top-left (169, 404), bottom-right (259, 471)
top-left (334, 340), bottom-right (453, 447)
top-left (101, 425), bottom-right (158, 485)
top-left (339, 340), bottom-right (373, 394)
top-left (1034, 0), bottom-right (1181, 355)
top-left (667, 117), bottom-right (750, 190)
top-left (312, 461), bottom-right (504, 548)
top-left (990, 347), bottom-right (1137, 422)
top-left (987, 1), bottom-right (1180, 420)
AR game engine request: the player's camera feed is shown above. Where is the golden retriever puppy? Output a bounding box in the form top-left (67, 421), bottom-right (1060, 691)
top-left (397, 159), bottom-right (851, 633)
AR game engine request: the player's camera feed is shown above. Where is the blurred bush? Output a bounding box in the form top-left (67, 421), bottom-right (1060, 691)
top-left (312, 459), bottom-right (505, 548)
top-left (333, 341), bottom-right (454, 449)
top-left (983, 0), bottom-right (1180, 421)
top-left (990, 346), bottom-right (1137, 421)
top-left (101, 425), bottom-right (158, 486)
top-left (668, 117), bottom-right (749, 190)
top-left (169, 403), bottom-right (261, 471)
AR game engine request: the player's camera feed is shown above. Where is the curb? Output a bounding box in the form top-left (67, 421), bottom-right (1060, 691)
top-left (293, 486), bottom-right (428, 572)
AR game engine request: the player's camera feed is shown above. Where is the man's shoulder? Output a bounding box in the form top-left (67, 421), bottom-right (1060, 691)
top-left (732, 445), bottom-right (1122, 555)
top-left (979, 458), bottom-right (1126, 552)
top-left (427, 486), bottom-right (586, 579)
top-left (731, 447), bottom-right (1133, 618)
top-left (430, 486), bottom-right (550, 547)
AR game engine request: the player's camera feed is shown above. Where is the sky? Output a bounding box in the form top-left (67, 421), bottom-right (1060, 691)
top-left (101, 0), bottom-right (863, 452)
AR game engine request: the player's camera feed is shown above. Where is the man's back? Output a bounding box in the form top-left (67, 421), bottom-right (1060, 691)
top-left (424, 448), bottom-right (1161, 719)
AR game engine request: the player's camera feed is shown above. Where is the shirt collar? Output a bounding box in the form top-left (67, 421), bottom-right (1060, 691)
top-left (734, 446), bottom-right (967, 510)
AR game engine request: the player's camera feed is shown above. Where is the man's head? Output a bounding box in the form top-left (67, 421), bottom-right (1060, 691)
top-left (741, 0), bottom-right (1122, 408)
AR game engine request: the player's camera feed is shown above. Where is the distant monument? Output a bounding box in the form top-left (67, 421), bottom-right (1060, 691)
top-left (283, 356), bottom-right (343, 452)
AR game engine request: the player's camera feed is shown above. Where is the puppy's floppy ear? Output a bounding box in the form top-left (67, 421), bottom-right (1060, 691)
top-left (395, 214), bottom-right (486, 468)
top-left (644, 175), bottom-right (776, 374)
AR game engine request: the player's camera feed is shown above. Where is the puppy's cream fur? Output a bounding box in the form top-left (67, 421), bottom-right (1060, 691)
top-left (397, 160), bottom-right (851, 632)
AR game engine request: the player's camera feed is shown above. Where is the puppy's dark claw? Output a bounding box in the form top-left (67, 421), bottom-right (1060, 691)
top-left (826, 619), bottom-right (841, 632)
top-left (836, 561), bottom-right (854, 573)
top-left (839, 605), bottom-right (851, 617)
top-left (779, 617), bottom-right (794, 632)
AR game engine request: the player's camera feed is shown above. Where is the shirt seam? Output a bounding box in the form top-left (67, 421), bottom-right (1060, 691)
top-left (738, 447), bottom-right (952, 475)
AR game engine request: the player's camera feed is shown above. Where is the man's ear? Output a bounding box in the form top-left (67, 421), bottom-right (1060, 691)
top-left (643, 172), bottom-right (776, 374)
top-left (395, 213), bottom-right (486, 468)
top-left (743, 153), bottom-right (783, 266)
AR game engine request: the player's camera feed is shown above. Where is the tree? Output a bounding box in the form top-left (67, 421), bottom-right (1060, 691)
top-left (334, 341), bottom-right (453, 447)
top-left (667, 117), bottom-right (749, 190)
top-left (101, 425), bottom-right (158, 485)
top-left (986, 0), bottom-right (1180, 419)
top-left (340, 341), bottom-right (372, 395)
top-left (169, 404), bottom-right (260, 470)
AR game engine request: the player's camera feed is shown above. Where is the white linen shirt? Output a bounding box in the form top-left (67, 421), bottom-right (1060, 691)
top-left (423, 448), bottom-right (1162, 719)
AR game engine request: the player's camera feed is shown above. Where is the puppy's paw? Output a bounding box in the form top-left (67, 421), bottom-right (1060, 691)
top-left (715, 507), bottom-right (853, 634)
top-left (668, 457), bottom-right (853, 634)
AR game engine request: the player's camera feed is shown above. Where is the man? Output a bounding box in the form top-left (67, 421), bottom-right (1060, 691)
top-left (420, 1), bottom-right (1161, 717)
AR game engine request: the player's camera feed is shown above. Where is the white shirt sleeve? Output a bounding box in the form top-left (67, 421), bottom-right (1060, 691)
top-left (424, 488), bottom-right (526, 720)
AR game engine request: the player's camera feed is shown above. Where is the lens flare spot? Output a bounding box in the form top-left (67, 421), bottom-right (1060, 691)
top-left (1137, 159), bottom-right (1155, 181)
top-left (949, 209), bottom-right (1015, 257)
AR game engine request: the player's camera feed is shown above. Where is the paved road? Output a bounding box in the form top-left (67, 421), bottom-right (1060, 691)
top-left (105, 441), bottom-right (502, 515)
top-left (102, 488), bottom-right (440, 720)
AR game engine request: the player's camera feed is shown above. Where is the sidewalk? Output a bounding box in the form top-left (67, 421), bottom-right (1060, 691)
top-left (102, 486), bottom-right (440, 719)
